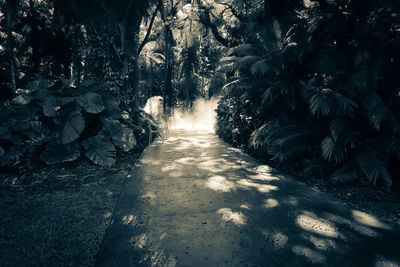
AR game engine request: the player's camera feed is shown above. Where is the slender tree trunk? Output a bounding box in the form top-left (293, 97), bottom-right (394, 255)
top-left (72, 25), bottom-right (81, 85)
top-left (6, 9), bottom-right (17, 95)
top-left (150, 60), bottom-right (153, 97)
top-left (130, 19), bottom-right (141, 106)
top-left (163, 25), bottom-right (173, 113)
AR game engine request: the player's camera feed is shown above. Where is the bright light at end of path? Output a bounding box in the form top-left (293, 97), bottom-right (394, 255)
top-left (168, 97), bottom-right (220, 132)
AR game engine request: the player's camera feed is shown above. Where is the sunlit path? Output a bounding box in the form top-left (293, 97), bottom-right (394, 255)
top-left (96, 129), bottom-right (400, 267)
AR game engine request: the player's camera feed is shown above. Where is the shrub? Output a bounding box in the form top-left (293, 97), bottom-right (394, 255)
top-left (0, 75), bottom-right (157, 169)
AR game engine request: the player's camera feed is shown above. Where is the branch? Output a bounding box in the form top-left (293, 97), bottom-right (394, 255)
top-left (137, 0), bottom-right (162, 56)
top-left (196, 1), bottom-right (231, 47)
top-left (216, 1), bottom-right (244, 21)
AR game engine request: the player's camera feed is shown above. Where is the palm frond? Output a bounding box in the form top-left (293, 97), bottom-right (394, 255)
top-left (267, 124), bottom-right (322, 161)
top-left (221, 77), bottom-right (254, 95)
top-left (356, 147), bottom-right (392, 187)
top-left (228, 44), bottom-right (254, 57)
top-left (330, 162), bottom-right (359, 184)
top-left (363, 90), bottom-right (400, 133)
top-left (251, 59), bottom-right (271, 76)
top-left (328, 90), bottom-right (358, 116)
top-left (309, 89), bottom-right (330, 117)
top-left (261, 80), bottom-right (294, 109)
top-left (249, 123), bottom-right (268, 148)
top-left (330, 118), bottom-right (360, 149)
top-left (234, 55), bottom-right (261, 71)
top-left (321, 135), bottom-right (346, 163)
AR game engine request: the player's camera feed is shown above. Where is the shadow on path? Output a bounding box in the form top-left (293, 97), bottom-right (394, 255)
top-left (96, 130), bottom-right (400, 267)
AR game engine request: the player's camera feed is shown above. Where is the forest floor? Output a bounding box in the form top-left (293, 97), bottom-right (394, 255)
top-left (298, 176), bottom-right (400, 229)
top-left (96, 130), bottom-right (400, 266)
top-left (0, 152), bottom-right (141, 266)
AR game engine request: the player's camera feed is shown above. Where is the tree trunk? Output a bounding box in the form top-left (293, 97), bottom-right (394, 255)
top-left (163, 25), bottom-right (173, 113)
top-left (6, 9), bottom-right (17, 95)
top-left (72, 25), bottom-right (81, 85)
top-left (129, 18), bottom-right (141, 107)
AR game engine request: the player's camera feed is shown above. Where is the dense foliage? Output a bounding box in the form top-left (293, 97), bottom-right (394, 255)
top-left (214, 0), bottom-right (400, 188)
top-left (0, 75), bottom-right (157, 168)
top-left (0, 0), bottom-right (161, 169)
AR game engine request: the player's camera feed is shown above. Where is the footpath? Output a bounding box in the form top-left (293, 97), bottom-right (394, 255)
top-left (96, 130), bottom-right (400, 267)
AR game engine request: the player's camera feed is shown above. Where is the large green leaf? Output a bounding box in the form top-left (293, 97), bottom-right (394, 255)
top-left (103, 120), bottom-right (136, 152)
top-left (26, 75), bottom-right (52, 92)
top-left (12, 94), bottom-right (33, 105)
top-left (77, 92), bottom-right (105, 114)
top-left (7, 105), bottom-right (41, 122)
top-left (40, 142), bottom-right (81, 165)
top-left (0, 146), bottom-right (23, 167)
top-left (82, 134), bottom-right (116, 166)
top-left (103, 98), bottom-right (122, 119)
top-left (56, 107), bottom-right (85, 144)
top-left (42, 96), bottom-right (75, 117)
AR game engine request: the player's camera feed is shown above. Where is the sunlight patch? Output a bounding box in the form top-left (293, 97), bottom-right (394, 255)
top-left (141, 159), bottom-right (162, 165)
top-left (161, 165), bottom-right (177, 172)
top-left (103, 211), bottom-right (112, 219)
top-left (169, 171), bottom-right (183, 177)
top-left (217, 208), bottom-right (246, 225)
top-left (249, 173), bottom-right (280, 181)
top-left (159, 233), bottom-right (167, 240)
top-left (130, 233), bottom-right (148, 249)
top-left (325, 213), bottom-right (379, 238)
top-left (175, 157), bottom-right (195, 164)
top-left (292, 245), bottom-right (325, 264)
top-left (240, 204), bottom-right (251, 210)
top-left (296, 213), bottom-right (339, 238)
top-left (142, 192), bottom-right (156, 200)
top-left (199, 160), bottom-right (231, 173)
top-left (284, 196), bottom-right (298, 206)
top-left (352, 210), bottom-right (392, 230)
top-left (237, 179), bottom-right (278, 193)
top-left (254, 165), bottom-right (271, 173)
top-left (206, 176), bottom-right (235, 192)
top-left (262, 230), bottom-right (288, 249)
top-left (263, 198), bottom-right (279, 208)
top-left (122, 215), bottom-right (137, 225)
top-left (308, 235), bottom-right (336, 251)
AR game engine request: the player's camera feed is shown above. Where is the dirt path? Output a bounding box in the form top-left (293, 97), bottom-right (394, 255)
top-left (96, 130), bottom-right (400, 267)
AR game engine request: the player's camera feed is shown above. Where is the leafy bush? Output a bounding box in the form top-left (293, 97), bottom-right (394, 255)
top-left (0, 75), bottom-right (156, 168)
top-left (216, 0), bottom-right (400, 188)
